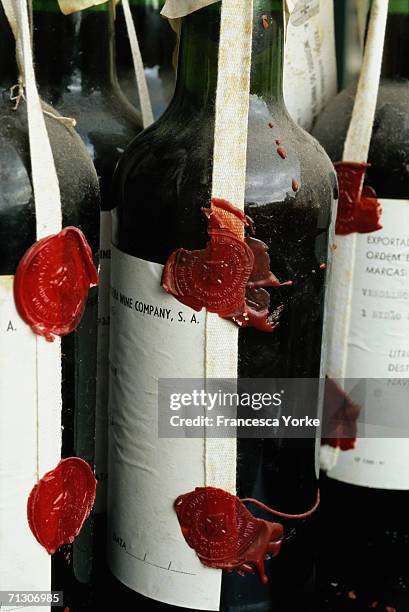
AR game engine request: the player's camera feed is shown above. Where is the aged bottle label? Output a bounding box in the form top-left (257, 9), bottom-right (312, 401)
top-left (0, 276), bottom-right (53, 598)
top-left (108, 246), bottom-right (221, 610)
top-left (328, 200), bottom-right (409, 489)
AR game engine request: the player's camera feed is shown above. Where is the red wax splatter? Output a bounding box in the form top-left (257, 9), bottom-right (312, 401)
top-left (163, 199), bottom-right (287, 332)
top-left (27, 458), bottom-right (96, 555)
top-left (262, 14), bottom-right (269, 29)
top-left (334, 162), bottom-right (382, 235)
top-left (175, 487), bottom-right (283, 584)
top-left (231, 236), bottom-right (282, 333)
top-left (319, 263), bottom-right (326, 269)
top-left (14, 227), bottom-right (98, 341)
top-left (292, 178), bottom-right (299, 192)
top-left (277, 146), bottom-right (287, 159)
top-left (64, 608), bottom-right (70, 612)
top-left (268, 122), bottom-right (274, 128)
top-left (321, 378), bottom-right (361, 451)
top-left (332, 243), bottom-right (337, 251)
top-left (348, 591), bottom-right (357, 600)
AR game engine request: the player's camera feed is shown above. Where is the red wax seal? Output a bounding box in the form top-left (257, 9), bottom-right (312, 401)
top-left (162, 199), bottom-right (289, 332)
top-left (175, 487), bottom-right (283, 584)
top-left (321, 377), bottom-right (361, 451)
top-left (27, 458), bottom-right (96, 555)
top-left (163, 199), bottom-right (254, 317)
top-left (335, 162), bottom-right (382, 235)
top-left (14, 227), bottom-right (98, 342)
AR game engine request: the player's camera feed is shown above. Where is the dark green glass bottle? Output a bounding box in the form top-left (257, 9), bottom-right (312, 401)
top-left (32, 0), bottom-right (142, 209)
top-left (0, 4), bottom-right (100, 612)
top-left (107, 1), bottom-right (337, 610)
top-left (31, 2), bottom-right (143, 575)
top-left (313, 1), bottom-right (409, 609)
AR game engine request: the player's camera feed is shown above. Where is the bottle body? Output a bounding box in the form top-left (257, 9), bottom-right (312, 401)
top-left (108, 2), bottom-right (336, 610)
top-left (0, 15), bottom-right (100, 610)
top-left (32, 2), bottom-right (142, 572)
top-left (312, 4), bottom-right (409, 609)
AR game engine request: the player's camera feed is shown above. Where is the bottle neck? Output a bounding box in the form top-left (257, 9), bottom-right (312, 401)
top-left (169, 0), bottom-right (284, 114)
top-left (381, 0), bottom-right (409, 79)
top-left (32, 0), bottom-right (116, 91)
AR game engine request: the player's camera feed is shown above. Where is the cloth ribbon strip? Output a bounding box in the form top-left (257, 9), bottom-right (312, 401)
top-left (175, 486), bottom-right (320, 584)
top-left (1, 0), bottom-right (63, 482)
top-left (161, 0), bottom-right (297, 19)
top-left (121, 0), bottom-right (154, 127)
top-left (58, 0), bottom-right (109, 13)
top-left (203, 0), bottom-right (253, 499)
top-left (334, 0), bottom-right (387, 236)
top-left (323, 0), bottom-right (389, 460)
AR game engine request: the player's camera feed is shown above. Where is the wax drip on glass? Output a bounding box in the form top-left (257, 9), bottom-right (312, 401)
top-left (175, 486), bottom-right (320, 584)
top-left (162, 198), bottom-right (292, 332)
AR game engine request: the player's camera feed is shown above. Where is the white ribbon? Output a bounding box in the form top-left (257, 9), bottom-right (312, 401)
top-left (2, 0), bottom-right (62, 238)
top-left (58, 0), bottom-right (109, 14)
top-left (121, 0), bottom-right (154, 128)
top-left (161, 0), bottom-right (220, 19)
top-left (203, 0), bottom-right (253, 494)
top-left (1, 0), bottom-right (62, 485)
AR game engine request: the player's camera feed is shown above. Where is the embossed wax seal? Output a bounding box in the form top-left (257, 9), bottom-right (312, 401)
top-left (27, 458), bottom-right (96, 555)
top-left (14, 227), bottom-right (98, 341)
top-left (162, 199), bottom-right (289, 331)
top-left (175, 487), bottom-right (283, 584)
top-left (335, 162), bottom-right (382, 235)
top-left (162, 199), bottom-right (254, 317)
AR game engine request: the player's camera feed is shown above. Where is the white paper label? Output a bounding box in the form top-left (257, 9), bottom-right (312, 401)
top-left (284, 0), bottom-right (337, 130)
top-left (0, 276), bottom-right (51, 607)
top-left (95, 211), bottom-right (112, 513)
top-left (328, 200), bottom-right (409, 489)
top-left (107, 246), bottom-right (221, 610)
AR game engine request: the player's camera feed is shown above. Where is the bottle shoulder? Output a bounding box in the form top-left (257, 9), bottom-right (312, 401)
top-left (0, 95), bottom-right (100, 274)
top-left (38, 86), bottom-right (141, 146)
top-left (113, 95), bottom-right (336, 261)
top-left (312, 78), bottom-right (409, 199)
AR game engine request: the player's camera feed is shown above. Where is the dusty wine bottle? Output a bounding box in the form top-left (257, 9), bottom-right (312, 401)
top-left (107, 1), bottom-right (337, 610)
top-left (115, 0), bottom-right (176, 118)
top-left (312, 0), bottom-right (409, 608)
top-left (32, 0), bottom-right (142, 528)
top-left (0, 3), bottom-right (100, 612)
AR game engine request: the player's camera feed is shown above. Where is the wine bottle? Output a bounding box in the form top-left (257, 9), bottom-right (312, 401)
top-left (32, 0), bottom-right (142, 532)
top-left (33, 0), bottom-right (141, 207)
top-left (115, 0), bottom-right (176, 118)
top-left (0, 4), bottom-right (100, 611)
top-left (107, 1), bottom-right (337, 610)
top-left (312, 0), bottom-right (409, 608)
